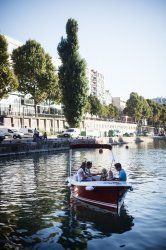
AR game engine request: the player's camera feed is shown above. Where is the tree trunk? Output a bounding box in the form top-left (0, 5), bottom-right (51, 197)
top-left (34, 101), bottom-right (37, 117)
top-left (49, 99), bottom-right (50, 115)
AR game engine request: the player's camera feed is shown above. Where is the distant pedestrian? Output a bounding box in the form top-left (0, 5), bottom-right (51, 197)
top-left (33, 128), bottom-right (39, 141)
top-left (43, 131), bottom-right (47, 140)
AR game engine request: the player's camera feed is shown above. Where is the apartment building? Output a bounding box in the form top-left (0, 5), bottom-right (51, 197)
top-left (86, 68), bottom-right (105, 104)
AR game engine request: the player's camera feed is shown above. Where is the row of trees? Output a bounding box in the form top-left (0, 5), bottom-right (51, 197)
top-left (0, 19), bottom-right (120, 127)
top-left (0, 19), bottom-right (89, 127)
top-left (124, 92), bottom-right (166, 128)
top-left (0, 19), bottom-right (165, 129)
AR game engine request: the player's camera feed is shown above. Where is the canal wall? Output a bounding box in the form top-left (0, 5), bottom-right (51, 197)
top-left (0, 136), bottom-right (153, 158)
top-left (0, 137), bottom-right (100, 158)
top-left (0, 138), bottom-right (70, 157)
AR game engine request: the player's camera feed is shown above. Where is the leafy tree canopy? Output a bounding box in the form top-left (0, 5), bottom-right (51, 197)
top-left (12, 40), bottom-right (59, 114)
top-left (124, 92), bottom-right (151, 122)
top-left (0, 34), bottom-right (18, 99)
top-left (88, 94), bottom-right (102, 116)
top-left (124, 92), bottom-right (165, 128)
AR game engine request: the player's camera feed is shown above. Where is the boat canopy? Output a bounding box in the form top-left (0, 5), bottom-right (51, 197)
top-left (70, 143), bottom-right (112, 150)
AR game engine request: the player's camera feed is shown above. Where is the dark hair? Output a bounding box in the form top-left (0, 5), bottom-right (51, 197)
top-left (81, 162), bottom-right (86, 169)
top-left (114, 163), bottom-right (122, 169)
top-left (87, 161), bottom-right (92, 167)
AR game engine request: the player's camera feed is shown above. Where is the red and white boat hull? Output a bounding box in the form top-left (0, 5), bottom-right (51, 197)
top-left (68, 179), bottom-right (131, 214)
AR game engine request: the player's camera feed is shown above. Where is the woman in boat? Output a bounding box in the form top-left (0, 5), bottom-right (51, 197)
top-left (76, 162), bottom-right (88, 182)
top-left (113, 163), bottom-right (127, 181)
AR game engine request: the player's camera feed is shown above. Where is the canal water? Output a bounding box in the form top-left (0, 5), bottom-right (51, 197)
top-left (0, 140), bottom-right (166, 249)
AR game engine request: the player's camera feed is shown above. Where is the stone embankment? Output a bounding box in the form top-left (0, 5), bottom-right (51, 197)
top-left (0, 137), bottom-right (99, 157)
top-left (0, 136), bottom-right (153, 158)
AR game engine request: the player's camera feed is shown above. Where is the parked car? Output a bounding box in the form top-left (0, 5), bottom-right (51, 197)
top-left (0, 132), bottom-right (5, 143)
top-left (62, 128), bottom-right (80, 138)
top-left (0, 127), bottom-right (24, 139)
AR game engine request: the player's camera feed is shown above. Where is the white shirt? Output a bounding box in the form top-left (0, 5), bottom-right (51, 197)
top-left (76, 168), bottom-right (86, 182)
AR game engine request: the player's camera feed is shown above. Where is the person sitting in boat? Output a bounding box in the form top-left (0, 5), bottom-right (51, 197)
top-left (113, 163), bottom-right (127, 181)
top-left (108, 169), bottom-right (114, 180)
top-left (76, 162), bottom-right (88, 182)
top-left (85, 161), bottom-right (93, 178)
top-left (100, 168), bottom-right (108, 181)
top-left (86, 161), bottom-right (100, 180)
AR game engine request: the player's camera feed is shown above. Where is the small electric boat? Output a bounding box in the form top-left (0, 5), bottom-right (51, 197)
top-left (68, 143), bottom-right (132, 214)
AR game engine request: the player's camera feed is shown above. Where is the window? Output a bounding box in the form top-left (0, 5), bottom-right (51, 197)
top-left (8, 129), bottom-right (13, 133)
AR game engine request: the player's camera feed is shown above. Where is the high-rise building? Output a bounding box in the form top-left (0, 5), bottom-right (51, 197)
top-left (87, 68), bottom-right (105, 104)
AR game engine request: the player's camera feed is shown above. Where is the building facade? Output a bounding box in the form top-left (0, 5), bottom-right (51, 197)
top-left (112, 97), bottom-right (126, 111)
top-left (152, 97), bottom-right (166, 105)
top-left (5, 35), bottom-right (23, 60)
top-left (87, 68), bottom-right (105, 104)
top-left (103, 90), bottom-right (112, 105)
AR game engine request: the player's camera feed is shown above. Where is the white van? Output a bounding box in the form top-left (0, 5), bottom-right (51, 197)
top-left (19, 128), bottom-right (34, 138)
top-left (63, 128), bottom-right (80, 138)
top-left (0, 127), bottom-right (24, 139)
top-left (19, 128), bottom-right (43, 138)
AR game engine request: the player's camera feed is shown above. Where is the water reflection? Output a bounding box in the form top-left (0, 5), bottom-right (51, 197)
top-left (71, 200), bottom-right (134, 235)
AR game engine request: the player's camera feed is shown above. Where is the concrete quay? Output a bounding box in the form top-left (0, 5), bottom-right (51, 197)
top-left (0, 136), bottom-right (153, 158)
top-left (0, 137), bottom-right (98, 158)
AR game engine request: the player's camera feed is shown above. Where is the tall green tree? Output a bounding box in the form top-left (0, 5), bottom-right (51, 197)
top-left (140, 96), bottom-right (152, 119)
top-left (40, 53), bottom-right (61, 107)
top-left (99, 105), bottom-right (109, 118)
top-left (0, 34), bottom-right (18, 99)
top-left (12, 40), bottom-right (59, 115)
top-left (88, 94), bottom-right (102, 116)
top-left (159, 104), bottom-right (166, 129)
top-left (147, 99), bottom-right (165, 128)
top-left (57, 18), bottom-right (88, 127)
top-left (108, 103), bottom-right (119, 118)
top-left (124, 92), bottom-right (144, 122)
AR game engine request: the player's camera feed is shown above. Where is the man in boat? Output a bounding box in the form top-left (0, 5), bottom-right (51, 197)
top-left (114, 163), bottom-right (127, 181)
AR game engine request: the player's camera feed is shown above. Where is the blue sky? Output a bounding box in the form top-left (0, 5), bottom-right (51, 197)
top-left (0, 0), bottom-right (166, 100)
